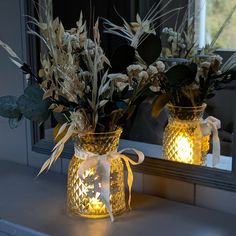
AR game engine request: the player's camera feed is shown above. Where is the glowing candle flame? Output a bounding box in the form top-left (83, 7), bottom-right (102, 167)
top-left (175, 134), bottom-right (193, 163)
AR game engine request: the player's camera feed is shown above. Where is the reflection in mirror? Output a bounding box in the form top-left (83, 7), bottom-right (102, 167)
top-left (39, 0), bottom-right (234, 172)
top-left (123, 0), bottom-right (235, 171)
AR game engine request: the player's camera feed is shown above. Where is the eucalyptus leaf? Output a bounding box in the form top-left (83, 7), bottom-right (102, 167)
top-left (188, 63), bottom-right (198, 76)
top-left (0, 96), bottom-right (21, 118)
top-left (17, 85), bottom-right (51, 122)
top-left (8, 114), bottom-right (23, 129)
top-left (166, 64), bottom-right (197, 87)
top-left (53, 112), bottom-right (68, 124)
top-left (110, 45), bottom-right (135, 73)
top-left (116, 101), bottom-right (128, 110)
top-left (137, 33), bottom-right (162, 65)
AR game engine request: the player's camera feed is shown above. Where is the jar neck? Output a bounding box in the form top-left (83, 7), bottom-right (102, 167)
top-left (167, 104), bottom-right (206, 121)
top-left (74, 128), bottom-right (122, 155)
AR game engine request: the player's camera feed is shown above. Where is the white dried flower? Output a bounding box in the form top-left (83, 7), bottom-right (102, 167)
top-left (79, 71), bottom-right (91, 78)
top-left (197, 62), bottom-right (210, 79)
top-left (168, 36), bottom-right (174, 43)
top-left (162, 27), bottom-right (169, 33)
top-left (86, 39), bottom-right (95, 49)
top-left (85, 85), bottom-right (90, 93)
top-left (214, 55), bottom-right (223, 64)
top-left (138, 71), bottom-right (149, 80)
top-left (62, 32), bottom-right (80, 49)
top-left (108, 73), bottom-right (129, 82)
top-left (116, 81), bottom-right (130, 91)
top-left (70, 110), bottom-right (89, 131)
top-left (155, 61), bottom-right (165, 72)
top-left (179, 43), bottom-right (186, 49)
top-left (149, 85), bottom-right (160, 92)
top-left (201, 61), bottom-right (211, 69)
top-left (147, 65), bottom-right (158, 75)
top-left (127, 64), bottom-right (143, 77)
top-left (109, 74), bottom-right (130, 91)
top-left (62, 32), bottom-right (71, 43)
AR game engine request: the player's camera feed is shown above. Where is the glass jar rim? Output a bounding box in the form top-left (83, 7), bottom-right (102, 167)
top-left (78, 127), bottom-right (123, 137)
top-left (167, 103), bottom-right (207, 110)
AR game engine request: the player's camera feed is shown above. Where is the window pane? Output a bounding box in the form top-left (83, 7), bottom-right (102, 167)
top-left (196, 0), bottom-right (236, 48)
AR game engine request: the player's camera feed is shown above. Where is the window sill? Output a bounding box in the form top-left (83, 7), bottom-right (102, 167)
top-left (119, 139), bottom-right (232, 171)
top-left (32, 137), bottom-right (236, 192)
top-left (0, 160), bottom-right (236, 236)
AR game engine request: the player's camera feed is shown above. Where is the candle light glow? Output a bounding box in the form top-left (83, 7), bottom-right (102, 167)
top-left (174, 134), bottom-right (193, 163)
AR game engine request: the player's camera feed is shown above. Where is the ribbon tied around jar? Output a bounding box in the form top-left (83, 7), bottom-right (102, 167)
top-left (74, 147), bottom-right (144, 221)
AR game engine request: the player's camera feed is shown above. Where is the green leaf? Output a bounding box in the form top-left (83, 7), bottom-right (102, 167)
top-left (8, 114), bottom-right (23, 129)
top-left (0, 96), bottom-right (21, 118)
top-left (53, 112), bottom-right (68, 124)
top-left (137, 33), bottom-right (162, 65)
top-left (17, 85), bottom-right (51, 122)
top-left (116, 101), bottom-right (128, 109)
top-left (151, 93), bottom-right (170, 117)
top-left (166, 64), bottom-right (197, 87)
top-left (188, 63), bottom-right (198, 76)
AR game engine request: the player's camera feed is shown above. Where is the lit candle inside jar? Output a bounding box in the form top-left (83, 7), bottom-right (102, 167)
top-left (80, 169), bottom-right (106, 214)
top-left (174, 134), bottom-right (193, 163)
top-left (89, 193), bottom-right (105, 211)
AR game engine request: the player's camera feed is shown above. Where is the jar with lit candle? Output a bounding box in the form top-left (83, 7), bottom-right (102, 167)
top-left (67, 127), bottom-right (126, 218)
top-left (163, 104), bottom-right (210, 165)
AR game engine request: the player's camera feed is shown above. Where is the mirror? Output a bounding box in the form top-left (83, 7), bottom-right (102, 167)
top-left (35, 0), bottom-right (235, 174)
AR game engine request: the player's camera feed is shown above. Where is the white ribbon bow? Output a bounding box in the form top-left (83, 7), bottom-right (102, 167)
top-left (200, 116), bottom-right (221, 167)
top-left (75, 148), bottom-right (144, 222)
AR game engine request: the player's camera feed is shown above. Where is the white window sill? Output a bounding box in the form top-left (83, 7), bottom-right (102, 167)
top-left (0, 160), bottom-right (236, 236)
top-left (119, 139), bottom-right (232, 171)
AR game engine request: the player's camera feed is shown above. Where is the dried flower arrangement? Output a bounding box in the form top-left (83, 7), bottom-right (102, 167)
top-left (0, 1), bottom-right (167, 172)
top-left (0, 0), bottom-right (235, 172)
top-left (103, 3), bottom-right (236, 117)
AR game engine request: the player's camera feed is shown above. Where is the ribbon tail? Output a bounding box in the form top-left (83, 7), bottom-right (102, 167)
top-left (200, 116), bottom-right (221, 167)
top-left (212, 128), bottom-right (221, 167)
top-left (98, 158), bottom-right (114, 222)
top-left (119, 148), bottom-right (144, 210)
top-left (123, 157), bottom-right (133, 210)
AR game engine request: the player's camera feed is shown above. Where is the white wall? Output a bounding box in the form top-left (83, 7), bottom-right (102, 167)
top-left (0, 0), bottom-right (28, 164)
top-left (0, 0), bottom-right (61, 172)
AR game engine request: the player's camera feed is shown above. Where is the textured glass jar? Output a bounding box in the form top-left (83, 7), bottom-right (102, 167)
top-left (163, 104), bottom-right (210, 165)
top-left (67, 128), bottom-right (126, 218)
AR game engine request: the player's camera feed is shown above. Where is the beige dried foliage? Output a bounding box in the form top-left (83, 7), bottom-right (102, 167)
top-left (43, 89), bottom-right (53, 100)
top-left (53, 105), bottom-right (66, 113)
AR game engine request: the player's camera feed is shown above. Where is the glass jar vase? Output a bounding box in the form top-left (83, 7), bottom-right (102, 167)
top-left (163, 104), bottom-right (210, 165)
top-left (67, 128), bottom-right (126, 219)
